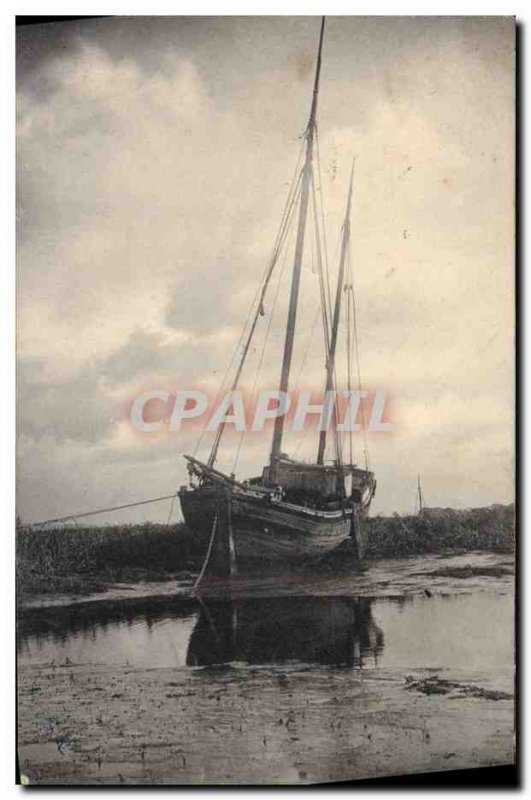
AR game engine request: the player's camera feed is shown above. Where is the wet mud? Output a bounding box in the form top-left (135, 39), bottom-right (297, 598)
top-left (17, 551), bottom-right (515, 785)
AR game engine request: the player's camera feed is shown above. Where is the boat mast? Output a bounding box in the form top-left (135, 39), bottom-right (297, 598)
top-left (316, 160), bottom-right (355, 465)
top-left (270, 17), bottom-right (325, 472)
top-left (417, 474), bottom-right (424, 512)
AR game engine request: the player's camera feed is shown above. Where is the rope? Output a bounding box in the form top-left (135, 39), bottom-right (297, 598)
top-left (346, 235), bottom-right (371, 471)
top-left (193, 510), bottom-right (218, 590)
top-left (315, 125), bottom-right (334, 323)
top-left (205, 154), bottom-right (305, 468)
top-left (193, 140), bottom-right (306, 461)
top-left (312, 133), bottom-right (346, 468)
top-left (345, 271), bottom-right (354, 467)
top-left (29, 493), bottom-right (182, 529)
top-left (310, 170), bottom-right (331, 353)
top-left (310, 168), bottom-right (338, 465)
top-left (166, 492), bottom-right (179, 527)
top-left (293, 304), bottom-right (321, 397)
top-left (291, 304), bottom-right (321, 459)
top-left (231, 218), bottom-right (293, 474)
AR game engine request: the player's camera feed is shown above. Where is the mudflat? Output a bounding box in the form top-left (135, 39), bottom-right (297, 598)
top-left (17, 551), bottom-right (515, 785)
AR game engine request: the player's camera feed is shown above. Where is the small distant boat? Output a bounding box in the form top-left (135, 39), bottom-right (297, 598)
top-left (179, 18), bottom-right (376, 571)
top-left (415, 474), bottom-right (425, 515)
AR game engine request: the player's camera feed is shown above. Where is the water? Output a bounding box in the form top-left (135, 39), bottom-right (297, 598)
top-left (17, 555), bottom-right (515, 785)
top-left (18, 590), bottom-right (513, 672)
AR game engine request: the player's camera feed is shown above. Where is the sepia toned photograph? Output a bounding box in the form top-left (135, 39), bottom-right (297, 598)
top-left (16, 14), bottom-right (515, 786)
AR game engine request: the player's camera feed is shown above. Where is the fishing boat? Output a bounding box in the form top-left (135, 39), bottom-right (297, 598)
top-left (179, 18), bottom-right (376, 571)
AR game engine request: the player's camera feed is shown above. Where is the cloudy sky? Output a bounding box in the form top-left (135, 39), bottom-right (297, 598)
top-left (17, 15), bottom-right (514, 523)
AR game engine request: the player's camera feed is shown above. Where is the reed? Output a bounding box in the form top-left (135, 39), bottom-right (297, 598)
top-left (365, 504), bottom-right (515, 559)
top-left (16, 521), bottom-right (204, 596)
top-left (17, 503), bottom-right (514, 597)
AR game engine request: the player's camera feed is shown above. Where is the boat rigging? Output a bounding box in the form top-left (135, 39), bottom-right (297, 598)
top-left (179, 17), bottom-right (376, 571)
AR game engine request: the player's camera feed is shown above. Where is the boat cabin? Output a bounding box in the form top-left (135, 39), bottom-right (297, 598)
top-left (258, 455), bottom-right (374, 507)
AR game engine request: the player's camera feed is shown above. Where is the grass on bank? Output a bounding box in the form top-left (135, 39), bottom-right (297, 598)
top-left (16, 503), bottom-right (514, 598)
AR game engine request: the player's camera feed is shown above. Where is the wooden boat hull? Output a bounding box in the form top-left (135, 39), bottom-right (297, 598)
top-left (179, 485), bottom-right (360, 569)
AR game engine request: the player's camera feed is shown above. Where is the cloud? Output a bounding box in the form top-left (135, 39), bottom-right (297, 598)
top-left (16, 17), bottom-right (514, 521)
top-left (17, 357), bottom-right (115, 445)
top-left (100, 329), bottom-right (178, 386)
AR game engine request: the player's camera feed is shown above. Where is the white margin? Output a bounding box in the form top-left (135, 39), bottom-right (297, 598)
top-left (3, 2), bottom-right (524, 798)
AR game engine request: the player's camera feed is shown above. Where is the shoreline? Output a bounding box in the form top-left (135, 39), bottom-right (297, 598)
top-left (17, 501), bottom-right (515, 602)
top-left (17, 549), bottom-right (515, 610)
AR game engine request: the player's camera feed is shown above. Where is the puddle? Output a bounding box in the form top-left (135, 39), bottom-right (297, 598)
top-left (18, 590), bottom-right (513, 672)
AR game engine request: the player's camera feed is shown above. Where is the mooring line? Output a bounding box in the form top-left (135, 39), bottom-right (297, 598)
top-left (28, 493), bottom-right (180, 529)
top-left (193, 510), bottom-right (219, 591)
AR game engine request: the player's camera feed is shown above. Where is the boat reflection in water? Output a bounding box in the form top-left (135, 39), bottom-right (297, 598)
top-left (186, 596), bottom-right (384, 668)
top-left (18, 593), bottom-right (384, 672)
